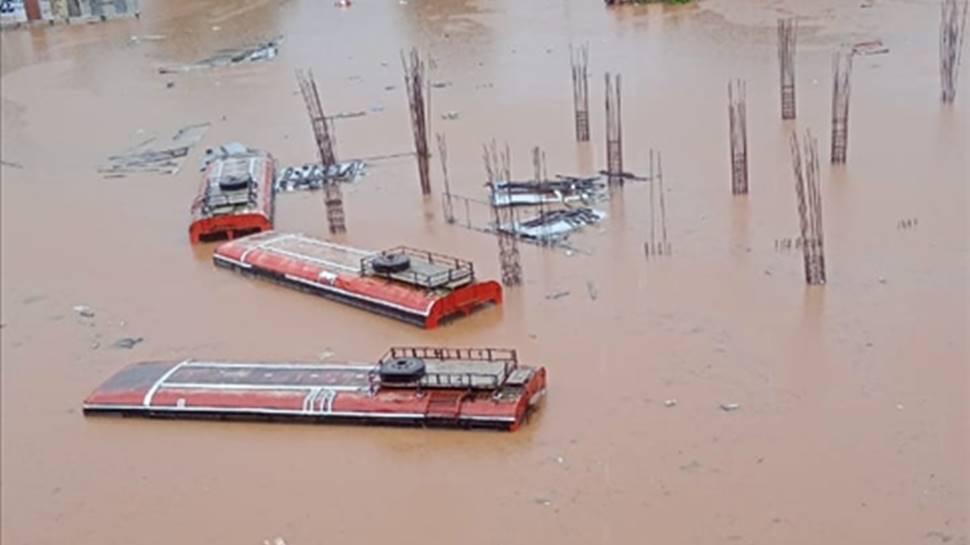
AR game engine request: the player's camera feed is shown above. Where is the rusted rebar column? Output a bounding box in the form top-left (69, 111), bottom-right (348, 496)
top-left (728, 78), bottom-right (749, 195)
top-left (940, 0), bottom-right (969, 103)
top-left (532, 146), bottom-right (550, 245)
top-left (296, 69), bottom-right (346, 234)
top-left (436, 133), bottom-right (455, 224)
top-left (790, 130), bottom-right (826, 285)
top-left (778, 18), bottom-right (798, 120)
top-left (830, 50), bottom-right (853, 164)
top-left (484, 141), bottom-right (522, 287)
top-left (604, 72), bottom-right (624, 187)
top-left (571, 44), bottom-right (591, 142)
top-left (402, 48), bottom-right (432, 196)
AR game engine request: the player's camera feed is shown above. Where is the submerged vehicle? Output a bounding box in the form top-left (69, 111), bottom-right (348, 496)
top-left (83, 347), bottom-right (547, 431)
top-left (189, 150), bottom-right (276, 243)
top-left (212, 231), bottom-right (502, 328)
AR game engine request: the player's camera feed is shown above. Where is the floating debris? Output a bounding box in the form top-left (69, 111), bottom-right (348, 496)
top-left (586, 281), bottom-right (598, 301)
top-left (665, 399), bottom-right (678, 407)
top-left (597, 169), bottom-right (648, 182)
top-left (498, 208), bottom-right (606, 242)
top-left (159, 38), bottom-right (281, 74)
top-left (924, 530), bottom-right (954, 543)
top-left (73, 305), bottom-right (95, 318)
top-left (102, 123), bottom-right (210, 176)
top-left (129, 34), bottom-right (167, 43)
top-left (852, 40), bottom-right (889, 56)
top-left (545, 291), bottom-right (571, 300)
top-left (1, 160), bottom-right (24, 169)
top-left (441, 111), bottom-right (460, 121)
top-left (679, 460), bottom-right (702, 473)
top-left (112, 337), bottom-right (143, 350)
top-left (275, 161), bottom-right (365, 191)
top-left (719, 403), bottom-right (741, 412)
top-left (329, 110), bottom-right (367, 120)
top-left (897, 217), bottom-right (919, 229)
top-left (488, 176), bottom-right (605, 207)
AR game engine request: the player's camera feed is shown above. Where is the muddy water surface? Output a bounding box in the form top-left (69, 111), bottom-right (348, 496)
top-left (1, 0), bottom-right (967, 544)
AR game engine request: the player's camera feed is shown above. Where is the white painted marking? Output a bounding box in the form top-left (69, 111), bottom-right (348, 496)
top-left (162, 382), bottom-right (366, 393)
top-left (269, 247), bottom-right (360, 273)
top-left (181, 361), bottom-right (378, 372)
top-left (143, 360), bottom-right (190, 407)
top-left (240, 233), bottom-right (296, 263)
top-left (303, 387), bottom-right (322, 413)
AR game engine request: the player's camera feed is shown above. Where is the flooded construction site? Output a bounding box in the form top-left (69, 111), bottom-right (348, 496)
top-left (1, 0), bottom-right (967, 543)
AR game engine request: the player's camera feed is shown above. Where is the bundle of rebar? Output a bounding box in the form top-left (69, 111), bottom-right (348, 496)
top-left (571, 44), bottom-right (591, 142)
top-left (728, 78), bottom-right (749, 195)
top-left (484, 141), bottom-right (522, 286)
top-left (605, 73), bottom-right (624, 188)
top-left (402, 48), bottom-right (432, 196)
top-left (830, 51), bottom-right (853, 164)
top-left (778, 18), bottom-right (798, 120)
top-left (941, 0), bottom-right (969, 103)
top-left (296, 69), bottom-right (346, 234)
top-left (436, 133), bottom-right (455, 224)
top-left (790, 130), bottom-right (826, 285)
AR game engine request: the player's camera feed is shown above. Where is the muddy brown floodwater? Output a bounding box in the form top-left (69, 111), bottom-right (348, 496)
top-left (1, 0), bottom-right (967, 543)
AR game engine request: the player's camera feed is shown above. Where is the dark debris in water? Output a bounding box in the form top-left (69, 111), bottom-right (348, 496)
top-left (112, 337), bottom-right (144, 350)
top-left (158, 38), bottom-right (281, 74)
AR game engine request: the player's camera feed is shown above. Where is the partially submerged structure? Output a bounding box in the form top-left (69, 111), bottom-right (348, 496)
top-left (82, 347), bottom-right (547, 431)
top-left (497, 208), bottom-right (605, 242)
top-left (189, 150), bottom-right (276, 243)
top-left (487, 177), bottom-right (605, 207)
top-left (275, 161), bottom-right (364, 192)
top-left (213, 231), bottom-right (502, 328)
